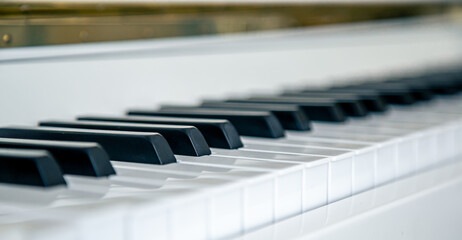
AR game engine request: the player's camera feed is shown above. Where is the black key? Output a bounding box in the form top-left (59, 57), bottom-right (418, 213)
top-left (128, 108), bottom-right (285, 138)
top-left (299, 89), bottom-right (388, 112)
top-left (77, 115), bottom-right (243, 149)
top-left (382, 78), bottom-right (435, 100)
top-left (280, 92), bottom-right (368, 117)
top-left (361, 82), bottom-right (429, 102)
top-left (428, 69), bottom-right (462, 93)
top-left (398, 81), bottom-right (435, 100)
top-left (334, 83), bottom-right (415, 105)
top-left (0, 148), bottom-right (66, 187)
top-left (419, 74), bottom-right (460, 95)
top-left (199, 101), bottom-right (311, 131)
top-left (0, 126), bottom-right (176, 165)
top-left (0, 138), bottom-right (115, 177)
top-left (446, 71), bottom-right (462, 90)
top-left (325, 88), bottom-right (389, 112)
top-left (226, 97), bottom-right (346, 122)
top-left (40, 120), bottom-right (211, 157)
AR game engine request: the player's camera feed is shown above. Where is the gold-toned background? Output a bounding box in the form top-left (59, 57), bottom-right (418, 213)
top-left (0, 2), bottom-right (460, 48)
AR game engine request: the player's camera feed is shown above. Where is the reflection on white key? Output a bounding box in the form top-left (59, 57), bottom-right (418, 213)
top-left (0, 218), bottom-right (76, 240)
top-left (0, 201), bottom-right (126, 240)
top-left (234, 141), bottom-right (354, 204)
top-left (242, 136), bottom-right (377, 194)
top-left (241, 137), bottom-right (366, 150)
top-left (114, 155), bottom-right (304, 235)
top-left (176, 155), bottom-right (304, 228)
top-left (211, 149), bottom-right (330, 211)
top-left (242, 136), bottom-right (370, 200)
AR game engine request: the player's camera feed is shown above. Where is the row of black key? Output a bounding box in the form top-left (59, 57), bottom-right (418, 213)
top-left (0, 117), bottom-right (247, 187)
top-left (0, 68), bottom-right (461, 187)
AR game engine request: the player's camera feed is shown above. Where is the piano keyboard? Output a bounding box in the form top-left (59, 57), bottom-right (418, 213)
top-left (1, 16), bottom-right (462, 240)
top-left (1, 65), bottom-right (462, 240)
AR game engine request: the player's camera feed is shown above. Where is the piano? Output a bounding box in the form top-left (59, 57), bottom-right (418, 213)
top-left (1, 1), bottom-right (462, 240)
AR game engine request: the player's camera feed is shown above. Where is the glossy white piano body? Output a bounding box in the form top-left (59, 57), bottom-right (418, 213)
top-left (0, 15), bottom-right (462, 240)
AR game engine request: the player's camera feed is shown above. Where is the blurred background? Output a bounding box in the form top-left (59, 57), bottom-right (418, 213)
top-left (1, 0), bottom-right (461, 48)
